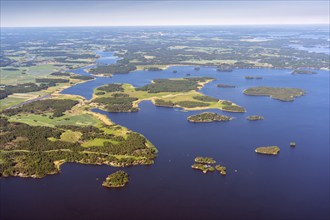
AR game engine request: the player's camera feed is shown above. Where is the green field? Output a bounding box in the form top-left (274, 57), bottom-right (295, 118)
top-left (0, 64), bottom-right (57, 85)
top-left (8, 113), bottom-right (100, 127)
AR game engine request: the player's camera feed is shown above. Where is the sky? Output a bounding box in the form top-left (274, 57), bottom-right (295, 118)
top-left (1, 0), bottom-right (329, 27)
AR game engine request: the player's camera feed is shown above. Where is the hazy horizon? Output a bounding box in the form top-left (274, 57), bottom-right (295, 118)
top-left (1, 0), bottom-right (329, 27)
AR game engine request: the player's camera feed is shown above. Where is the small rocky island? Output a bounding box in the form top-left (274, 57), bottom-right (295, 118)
top-left (255, 146), bottom-right (280, 155)
top-left (192, 157), bottom-right (226, 175)
top-left (215, 165), bottom-right (227, 176)
top-left (102, 170), bottom-right (129, 188)
top-left (290, 142), bottom-right (296, 147)
top-left (191, 163), bottom-right (215, 173)
top-left (246, 115), bottom-right (264, 121)
top-left (194, 156), bottom-right (216, 164)
top-left (243, 86), bottom-right (305, 101)
top-left (217, 84), bottom-right (236, 88)
top-left (216, 64), bottom-right (233, 72)
top-left (292, 69), bottom-right (317, 74)
top-left (245, 76), bottom-right (263, 79)
top-left (187, 112), bottom-right (233, 123)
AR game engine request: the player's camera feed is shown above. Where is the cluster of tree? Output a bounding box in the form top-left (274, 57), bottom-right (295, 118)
top-left (221, 100), bottom-right (233, 105)
top-left (2, 67), bottom-right (19, 71)
top-left (0, 117), bottom-right (156, 178)
top-left (57, 125), bottom-right (114, 140)
top-left (35, 78), bottom-right (69, 84)
top-left (154, 99), bottom-right (175, 107)
top-left (193, 95), bottom-right (218, 102)
top-left (221, 105), bottom-right (245, 112)
top-left (175, 101), bottom-right (209, 108)
top-left (0, 83), bottom-right (51, 100)
top-left (50, 72), bottom-right (71, 76)
top-left (100, 133), bottom-right (156, 158)
top-left (187, 112), bottom-right (232, 122)
top-left (93, 97), bottom-right (138, 112)
top-left (102, 170), bottom-right (129, 188)
top-left (69, 75), bottom-right (95, 80)
top-left (0, 118), bottom-right (76, 152)
top-left (2, 99), bottom-right (78, 117)
top-left (194, 156), bottom-right (216, 164)
top-left (137, 77), bottom-right (212, 93)
top-left (243, 86), bottom-right (305, 102)
top-left (89, 63), bottom-right (136, 75)
top-left (291, 69), bottom-right (317, 74)
top-left (95, 91), bottom-right (106, 96)
top-left (37, 51), bottom-right (97, 59)
top-left (144, 67), bottom-right (163, 71)
top-left (111, 93), bottom-right (129, 98)
top-left (97, 84), bottom-right (124, 92)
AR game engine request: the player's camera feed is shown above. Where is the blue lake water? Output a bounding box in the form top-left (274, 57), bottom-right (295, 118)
top-left (1, 54), bottom-right (329, 220)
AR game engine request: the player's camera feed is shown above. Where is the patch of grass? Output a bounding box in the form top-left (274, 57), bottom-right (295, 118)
top-left (8, 113), bottom-right (100, 127)
top-left (81, 138), bottom-right (119, 147)
top-left (0, 97), bottom-right (27, 111)
top-left (60, 130), bottom-right (82, 143)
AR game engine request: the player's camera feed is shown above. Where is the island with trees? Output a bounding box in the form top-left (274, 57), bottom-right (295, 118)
top-left (191, 163), bottom-right (215, 173)
top-left (255, 146), bottom-right (280, 155)
top-left (194, 156), bottom-right (216, 164)
top-left (246, 115), bottom-right (264, 121)
top-left (245, 76), bottom-right (263, 80)
top-left (89, 62), bottom-right (136, 76)
top-left (187, 112), bottom-right (233, 123)
top-left (292, 69), bottom-right (317, 74)
top-left (243, 86), bottom-right (305, 101)
top-left (102, 170), bottom-right (129, 188)
top-left (217, 84), bottom-right (236, 88)
top-left (91, 78), bottom-right (246, 113)
top-left (215, 165), bottom-right (227, 176)
top-left (191, 157), bottom-right (226, 175)
top-left (216, 64), bottom-right (233, 72)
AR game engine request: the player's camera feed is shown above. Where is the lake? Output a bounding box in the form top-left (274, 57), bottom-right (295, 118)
top-left (1, 53), bottom-right (329, 220)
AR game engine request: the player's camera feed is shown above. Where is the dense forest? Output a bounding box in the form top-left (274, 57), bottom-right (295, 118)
top-left (193, 95), bottom-right (219, 102)
top-left (102, 170), bottom-right (129, 188)
top-left (97, 84), bottom-right (124, 92)
top-left (0, 115), bottom-right (156, 178)
top-left (50, 72), bottom-right (71, 76)
top-left (70, 75), bottom-right (95, 80)
top-left (187, 112), bottom-right (232, 122)
top-left (93, 97), bottom-right (138, 112)
top-left (35, 78), bottom-right (70, 84)
top-left (89, 62), bottom-right (136, 75)
top-left (0, 83), bottom-right (51, 99)
top-left (2, 99), bottom-right (79, 117)
top-left (154, 99), bottom-right (175, 107)
top-left (137, 77), bottom-right (213, 93)
top-left (175, 101), bottom-right (210, 108)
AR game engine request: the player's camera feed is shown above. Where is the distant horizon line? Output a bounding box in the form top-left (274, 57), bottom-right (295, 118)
top-left (1, 23), bottom-right (329, 28)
